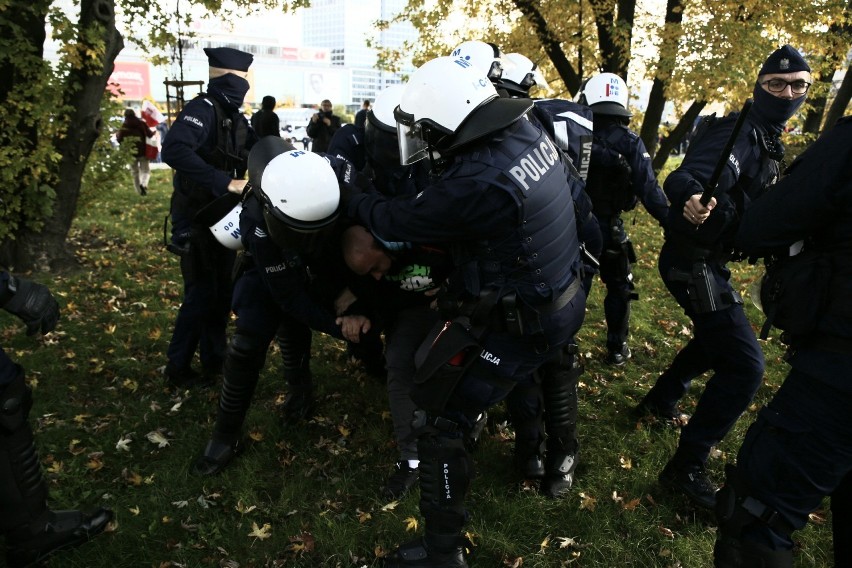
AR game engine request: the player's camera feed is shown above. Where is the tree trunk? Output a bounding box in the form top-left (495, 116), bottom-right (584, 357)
top-left (652, 100), bottom-right (705, 173)
top-left (822, 61), bottom-right (852, 135)
top-left (513, 0), bottom-right (582, 95)
top-left (638, 0), bottom-right (684, 158)
top-left (10, 0), bottom-right (124, 272)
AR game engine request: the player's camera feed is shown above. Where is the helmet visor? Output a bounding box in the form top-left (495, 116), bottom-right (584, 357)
top-left (395, 106), bottom-right (429, 165)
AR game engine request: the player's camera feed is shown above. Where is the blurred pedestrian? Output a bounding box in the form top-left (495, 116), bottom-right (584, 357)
top-left (116, 108), bottom-right (155, 196)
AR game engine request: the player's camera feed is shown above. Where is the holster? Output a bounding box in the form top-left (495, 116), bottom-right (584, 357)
top-left (669, 260), bottom-right (742, 314)
top-left (410, 318), bottom-right (481, 416)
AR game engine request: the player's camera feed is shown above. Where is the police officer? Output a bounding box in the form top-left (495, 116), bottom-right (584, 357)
top-left (161, 47), bottom-right (258, 389)
top-left (713, 113), bottom-right (851, 567)
top-left (347, 56), bottom-right (587, 567)
top-left (637, 45), bottom-right (811, 509)
top-left (576, 73), bottom-right (669, 365)
top-left (474, 46), bottom-right (600, 497)
top-left (0, 272), bottom-right (112, 566)
top-left (192, 139), bottom-right (374, 476)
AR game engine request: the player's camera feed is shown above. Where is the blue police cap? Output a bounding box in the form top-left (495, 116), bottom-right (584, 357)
top-left (758, 45), bottom-right (810, 76)
top-left (204, 47), bottom-right (253, 72)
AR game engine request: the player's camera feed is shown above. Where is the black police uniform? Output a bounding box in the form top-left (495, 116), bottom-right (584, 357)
top-left (349, 116), bottom-right (587, 562)
top-left (585, 115), bottom-right (669, 362)
top-left (192, 153), bottom-right (373, 475)
top-left (0, 272), bottom-right (112, 566)
top-left (640, 103), bottom-right (793, 508)
top-left (713, 116), bottom-right (852, 567)
top-left (162, 49), bottom-right (258, 387)
top-left (502, 102), bottom-right (601, 497)
top-left (328, 123), bottom-right (367, 171)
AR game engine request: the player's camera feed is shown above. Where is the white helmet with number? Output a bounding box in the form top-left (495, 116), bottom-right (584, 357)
top-left (500, 52), bottom-right (549, 97)
top-left (578, 72), bottom-right (631, 117)
top-left (247, 136), bottom-right (340, 250)
top-left (395, 56), bottom-right (533, 164)
top-left (449, 40), bottom-right (504, 81)
top-left (196, 193), bottom-right (244, 250)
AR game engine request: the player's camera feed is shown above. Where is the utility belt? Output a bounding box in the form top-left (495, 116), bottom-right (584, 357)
top-left (440, 277), bottom-right (581, 339)
top-left (668, 259), bottom-right (742, 314)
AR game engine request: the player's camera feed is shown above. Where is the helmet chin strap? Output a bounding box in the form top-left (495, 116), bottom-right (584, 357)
top-left (426, 147), bottom-right (449, 178)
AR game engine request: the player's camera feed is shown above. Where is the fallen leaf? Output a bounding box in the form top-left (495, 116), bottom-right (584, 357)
top-left (128, 506), bottom-right (140, 515)
top-left (579, 492), bottom-right (597, 511)
top-left (619, 455), bottom-right (632, 470)
top-left (248, 522), bottom-right (272, 540)
top-left (235, 500), bottom-right (257, 514)
top-left (658, 525), bottom-right (675, 539)
top-left (115, 435), bottom-right (132, 452)
top-left (403, 516), bottom-right (418, 532)
top-left (146, 430), bottom-right (170, 448)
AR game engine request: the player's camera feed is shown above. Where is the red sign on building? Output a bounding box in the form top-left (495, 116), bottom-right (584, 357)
top-left (108, 61), bottom-right (151, 100)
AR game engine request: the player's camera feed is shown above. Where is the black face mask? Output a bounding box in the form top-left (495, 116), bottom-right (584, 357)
top-left (750, 82), bottom-right (806, 135)
top-left (208, 74), bottom-right (251, 111)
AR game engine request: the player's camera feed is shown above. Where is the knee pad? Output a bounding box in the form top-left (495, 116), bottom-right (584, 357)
top-left (716, 465), bottom-right (794, 566)
top-left (227, 331), bottom-right (268, 371)
top-left (0, 366), bottom-right (31, 434)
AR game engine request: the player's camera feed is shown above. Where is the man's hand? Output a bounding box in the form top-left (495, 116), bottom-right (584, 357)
top-left (336, 314), bottom-right (371, 343)
top-left (227, 179), bottom-right (249, 195)
top-left (322, 117), bottom-right (331, 126)
top-left (683, 194), bottom-right (716, 226)
top-left (2, 276), bottom-right (60, 336)
top-left (311, 113), bottom-right (320, 123)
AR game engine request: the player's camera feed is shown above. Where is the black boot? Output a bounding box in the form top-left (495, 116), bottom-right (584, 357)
top-left (277, 325), bottom-right (316, 426)
top-left (505, 382), bottom-right (545, 479)
top-left (383, 534), bottom-right (469, 567)
top-left (192, 333), bottom-right (263, 476)
top-left (0, 367), bottom-right (113, 567)
top-left (385, 433), bottom-right (472, 567)
top-left (7, 509), bottom-right (114, 567)
top-left (539, 344), bottom-right (581, 498)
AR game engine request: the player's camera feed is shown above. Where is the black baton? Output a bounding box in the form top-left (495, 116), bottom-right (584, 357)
top-left (700, 98), bottom-right (753, 206)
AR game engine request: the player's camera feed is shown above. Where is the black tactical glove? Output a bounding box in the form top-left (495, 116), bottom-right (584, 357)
top-left (1, 276), bottom-right (60, 335)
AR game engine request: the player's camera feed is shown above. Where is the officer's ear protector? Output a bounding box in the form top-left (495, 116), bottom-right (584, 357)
top-left (195, 192), bottom-right (244, 250)
top-left (247, 136), bottom-right (341, 252)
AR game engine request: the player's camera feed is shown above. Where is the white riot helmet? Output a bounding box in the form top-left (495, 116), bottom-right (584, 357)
top-left (196, 192), bottom-right (244, 250)
top-left (500, 53), bottom-right (549, 97)
top-left (449, 40), bottom-right (504, 81)
top-left (247, 136), bottom-right (341, 251)
top-left (577, 72), bottom-right (632, 117)
top-left (365, 83), bottom-right (406, 168)
top-left (395, 56), bottom-right (533, 165)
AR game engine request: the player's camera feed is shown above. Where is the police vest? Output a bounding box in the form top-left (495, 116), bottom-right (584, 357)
top-left (529, 99), bottom-right (594, 181)
top-left (585, 125), bottom-right (636, 216)
top-left (446, 119), bottom-right (581, 307)
top-left (177, 94), bottom-right (250, 207)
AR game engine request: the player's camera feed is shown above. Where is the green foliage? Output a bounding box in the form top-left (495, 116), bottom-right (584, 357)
top-left (5, 169), bottom-right (834, 567)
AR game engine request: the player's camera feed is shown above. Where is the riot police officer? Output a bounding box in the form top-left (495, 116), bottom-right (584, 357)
top-left (477, 47), bottom-right (600, 497)
top-left (576, 73), bottom-right (669, 365)
top-left (161, 47), bottom-right (258, 389)
top-left (712, 115), bottom-right (852, 567)
top-left (347, 55), bottom-right (587, 567)
top-left (637, 45), bottom-right (811, 510)
top-left (0, 272), bottom-right (112, 566)
top-left (191, 138), bottom-right (374, 476)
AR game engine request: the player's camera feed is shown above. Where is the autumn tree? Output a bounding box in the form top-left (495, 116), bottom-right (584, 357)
top-left (0, 0), bottom-right (307, 272)
top-left (378, 0), bottom-right (851, 172)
